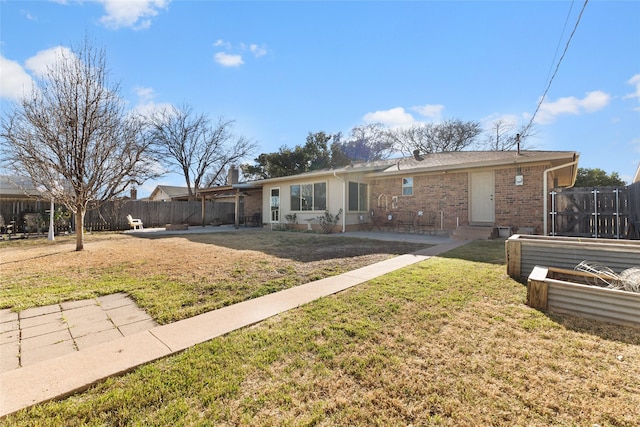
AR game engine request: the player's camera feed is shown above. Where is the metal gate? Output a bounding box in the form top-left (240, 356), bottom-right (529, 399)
top-left (549, 185), bottom-right (638, 239)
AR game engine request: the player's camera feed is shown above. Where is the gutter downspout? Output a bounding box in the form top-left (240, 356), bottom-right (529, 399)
top-left (333, 172), bottom-right (346, 233)
top-left (543, 159), bottom-right (579, 236)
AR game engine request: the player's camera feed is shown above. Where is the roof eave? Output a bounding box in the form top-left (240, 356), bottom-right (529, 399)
top-left (369, 151), bottom-right (579, 177)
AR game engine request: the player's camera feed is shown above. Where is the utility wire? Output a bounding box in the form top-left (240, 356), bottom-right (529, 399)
top-left (545, 0), bottom-right (575, 87)
top-left (522, 0), bottom-right (589, 138)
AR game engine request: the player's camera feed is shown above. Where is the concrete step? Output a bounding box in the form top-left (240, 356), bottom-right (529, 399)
top-left (451, 226), bottom-right (496, 241)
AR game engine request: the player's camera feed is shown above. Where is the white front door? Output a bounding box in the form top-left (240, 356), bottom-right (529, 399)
top-left (470, 171), bottom-right (495, 224)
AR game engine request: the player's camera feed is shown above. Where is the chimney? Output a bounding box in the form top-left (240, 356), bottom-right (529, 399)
top-left (130, 187), bottom-right (137, 200)
top-left (227, 165), bottom-right (239, 185)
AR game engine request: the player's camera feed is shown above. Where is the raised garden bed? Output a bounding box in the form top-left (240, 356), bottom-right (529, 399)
top-left (165, 224), bottom-right (189, 231)
top-left (506, 234), bottom-right (640, 280)
top-left (527, 265), bottom-right (640, 328)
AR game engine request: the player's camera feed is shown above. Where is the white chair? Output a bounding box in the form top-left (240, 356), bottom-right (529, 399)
top-left (127, 214), bottom-right (143, 230)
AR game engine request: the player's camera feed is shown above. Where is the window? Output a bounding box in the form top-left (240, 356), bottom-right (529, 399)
top-left (402, 177), bottom-right (413, 196)
top-left (290, 182), bottom-right (327, 211)
top-left (270, 188), bottom-right (280, 222)
top-left (348, 181), bottom-right (368, 211)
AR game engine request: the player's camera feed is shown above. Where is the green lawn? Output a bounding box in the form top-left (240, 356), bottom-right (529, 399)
top-left (3, 239), bottom-right (640, 426)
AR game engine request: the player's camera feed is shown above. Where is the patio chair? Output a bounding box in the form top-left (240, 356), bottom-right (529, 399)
top-left (358, 213), bottom-right (373, 231)
top-left (415, 210), bottom-right (437, 235)
top-left (248, 212), bottom-right (262, 227)
top-left (396, 211), bottom-right (416, 233)
top-left (127, 214), bottom-right (143, 230)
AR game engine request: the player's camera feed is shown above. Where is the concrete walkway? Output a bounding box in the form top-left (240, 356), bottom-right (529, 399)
top-left (0, 294), bottom-right (157, 373)
top-left (0, 233), bottom-right (466, 417)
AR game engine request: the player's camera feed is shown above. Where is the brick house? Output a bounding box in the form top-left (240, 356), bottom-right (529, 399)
top-left (256, 150), bottom-right (579, 235)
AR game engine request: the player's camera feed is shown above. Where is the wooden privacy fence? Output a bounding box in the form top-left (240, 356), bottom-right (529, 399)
top-left (84, 200), bottom-right (236, 231)
top-left (549, 182), bottom-right (640, 239)
top-left (1, 199), bottom-right (238, 233)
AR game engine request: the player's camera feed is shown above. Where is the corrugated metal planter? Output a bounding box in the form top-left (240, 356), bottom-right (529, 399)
top-left (527, 266), bottom-right (640, 328)
top-left (506, 234), bottom-right (640, 280)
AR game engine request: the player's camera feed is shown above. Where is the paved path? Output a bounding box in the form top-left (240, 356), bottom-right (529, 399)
top-left (0, 294), bottom-right (157, 373)
top-left (0, 236), bottom-right (466, 417)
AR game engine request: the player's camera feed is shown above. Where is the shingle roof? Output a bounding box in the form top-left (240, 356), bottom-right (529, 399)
top-left (378, 150), bottom-right (578, 174)
top-left (250, 150), bottom-right (579, 184)
top-left (0, 175), bottom-right (42, 198)
top-left (151, 185), bottom-right (190, 199)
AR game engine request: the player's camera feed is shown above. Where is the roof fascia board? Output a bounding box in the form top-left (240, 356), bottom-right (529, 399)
top-left (367, 152), bottom-right (578, 178)
top-left (257, 164), bottom-right (389, 184)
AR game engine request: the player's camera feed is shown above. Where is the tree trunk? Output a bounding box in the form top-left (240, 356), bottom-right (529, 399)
top-left (75, 205), bottom-right (85, 251)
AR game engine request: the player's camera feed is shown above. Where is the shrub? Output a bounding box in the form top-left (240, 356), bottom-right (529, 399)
top-left (317, 209), bottom-right (342, 234)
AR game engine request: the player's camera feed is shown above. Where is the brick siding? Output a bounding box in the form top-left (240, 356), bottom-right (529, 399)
top-left (370, 164), bottom-right (549, 233)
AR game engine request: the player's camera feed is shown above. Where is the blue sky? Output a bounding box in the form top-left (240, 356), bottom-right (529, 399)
top-left (1, 0), bottom-right (639, 197)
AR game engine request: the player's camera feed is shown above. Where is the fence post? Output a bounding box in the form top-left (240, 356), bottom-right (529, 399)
top-left (614, 188), bottom-right (620, 239)
top-left (591, 189), bottom-right (599, 238)
top-left (550, 191), bottom-right (557, 236)
top-left (505, 237), bottom-right (522, 279)
top-left (526, 266), bottom-right (549, 309)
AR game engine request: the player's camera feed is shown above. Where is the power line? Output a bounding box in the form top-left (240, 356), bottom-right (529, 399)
top-left (545, 0), bottom-right (576, 86)
top-left (522, 0), bottom-right (589, 138)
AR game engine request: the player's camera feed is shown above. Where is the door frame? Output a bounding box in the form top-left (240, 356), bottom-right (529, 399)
top-left (469, 171), bottom-right (495, 225)
top-left (269, 187), bottom-right (280, 225)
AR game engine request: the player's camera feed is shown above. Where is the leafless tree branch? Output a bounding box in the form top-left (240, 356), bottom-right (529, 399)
top-left (147, 104), bottom-right (257, 197)
top-left (0, 37), bottom-right (159, 250)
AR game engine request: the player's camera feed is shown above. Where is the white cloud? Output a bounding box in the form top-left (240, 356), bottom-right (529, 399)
top-left (481, 113), bottom-right (521, 129)
top-left (534, 90), bottom-right (611, 124)
top-left (98, 0), bottom-right (170, 30)
top-left (624, 74), bottom-right (640, 112)
top-left (581, 91), bottom-right (611, 112)
top-left (363, 107), bottom-right (415, 128)
top-left (213, 41), bottom-right (268, 67)
top-left (624, 74), bottom-right (640, 99)
top-left (130, 86), bottom-right (172, 116)
top-left (250, 44), bottom-right (267, 58)
top-left (214, 39), bottom-right (230, 49)
top-left (214, 52), bottom-right (244, 67)
top-left (0, 47), bottom-right (74, 100)
top-left (0, 55), bottom-right (33, 100)
top-left (133, 85), bottom-right (155, 103)
top-left (20, 9), bottom-right (37, 21)
top-left (411, 104), bottom-right (444, 119)
top-left (24, 46), bottom-right (73, 77)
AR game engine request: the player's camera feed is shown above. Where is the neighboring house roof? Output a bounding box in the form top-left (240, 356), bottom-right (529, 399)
top-left (634, 163), bottom-right (640, 184)
top-left (0, 175), bottom-right (42, 199)
top-left (149, 185), bottom-right (190, 201)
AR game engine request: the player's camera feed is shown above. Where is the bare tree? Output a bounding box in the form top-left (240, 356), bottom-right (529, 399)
top-left (147, 104), bottom-right (257, 198)
top-left (0, 38), bottom-right (158, 251)
top-left (338, 123), bottom-right (395, 161)
top-left (483, 119), bottom-right (537, 151)
top-left (390, 119), bottom-right (483, 155)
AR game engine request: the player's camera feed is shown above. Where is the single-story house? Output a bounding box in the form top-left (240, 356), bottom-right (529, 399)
top-left (148, 185), bottom-right (191, 201)
top-left (0, 175), bottom-right (46, 232)
top-left (253, 150), bottom-right (579, 235)
top-left (195, 166), bottom-right (263, 227)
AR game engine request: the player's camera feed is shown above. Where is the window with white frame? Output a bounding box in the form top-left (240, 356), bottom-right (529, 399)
top-left (402, 177), bottom-right (413, 196)
top-left (290, 182), bottom-right (327, 211)
top-left (348, 181), bottom-right (368, 211)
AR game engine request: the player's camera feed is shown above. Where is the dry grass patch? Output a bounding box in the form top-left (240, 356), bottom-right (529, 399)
top-left (0, 230), bottom-right (429, 323)
top-left (3, 247), bottom-right (639, 426)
